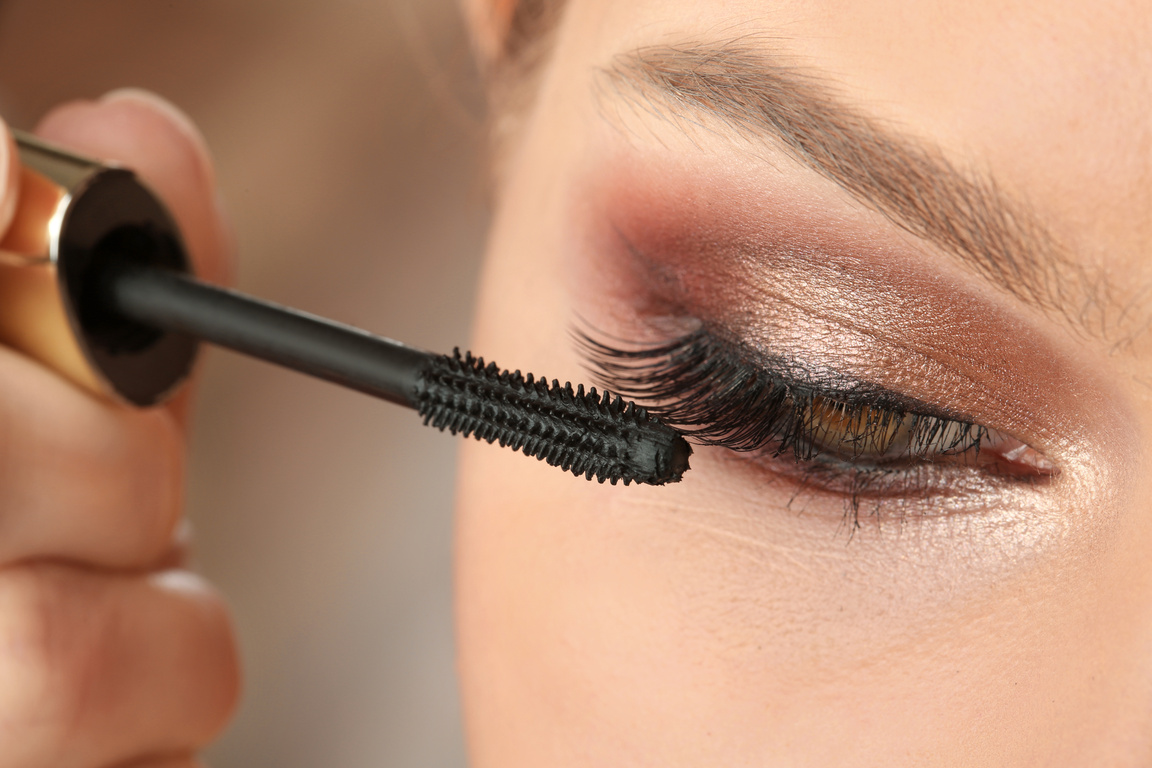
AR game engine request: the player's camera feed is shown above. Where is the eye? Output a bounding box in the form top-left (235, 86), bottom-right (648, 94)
top-left (577, 326), bottom-right (1056, 509)
top-left (803, 396), bottom-right (968, 463)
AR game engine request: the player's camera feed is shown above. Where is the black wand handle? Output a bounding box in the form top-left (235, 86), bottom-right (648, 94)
top-left (98, 263), bottom-right (691, 486)
top-left (104, 264), bottom-right (430, 407)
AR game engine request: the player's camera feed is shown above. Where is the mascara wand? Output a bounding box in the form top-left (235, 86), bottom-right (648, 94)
top-left (99, 262), bottom-right (691, 486)
top-left (0, 131), bottom-right (691, 487)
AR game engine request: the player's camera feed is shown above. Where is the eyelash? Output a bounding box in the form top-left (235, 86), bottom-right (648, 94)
top-left (577, 326), bottom-right (1050, 519)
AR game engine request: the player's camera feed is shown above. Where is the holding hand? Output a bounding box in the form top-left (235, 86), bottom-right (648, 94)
top-left (0, 90), bottom-right (239, 768)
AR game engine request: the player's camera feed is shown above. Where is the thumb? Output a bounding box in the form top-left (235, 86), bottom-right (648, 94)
top-left (0, 117), bottom-right (21, 238)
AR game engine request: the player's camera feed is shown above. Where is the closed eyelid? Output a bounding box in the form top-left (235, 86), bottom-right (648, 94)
top-left (569, 156), bottom-right (1108, 441)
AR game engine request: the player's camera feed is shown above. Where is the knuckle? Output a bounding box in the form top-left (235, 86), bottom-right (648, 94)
top-left (0, 567), bottom-right (100, 763)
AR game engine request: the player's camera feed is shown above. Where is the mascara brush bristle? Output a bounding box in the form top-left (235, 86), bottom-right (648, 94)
top-left (416, 350), bottom-right (691, 485)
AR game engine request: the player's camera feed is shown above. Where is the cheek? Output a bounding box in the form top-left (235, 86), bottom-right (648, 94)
top-left (458, 439), bottom-right (1150, 764)
top-left (455, 109), bottom-right (1152, 765)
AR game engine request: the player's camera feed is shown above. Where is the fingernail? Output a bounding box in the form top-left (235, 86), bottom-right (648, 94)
top-left (150, 568), bottom-right (210, 595)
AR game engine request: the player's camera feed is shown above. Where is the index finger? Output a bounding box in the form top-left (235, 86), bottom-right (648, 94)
top-left (33, 90), bottom-right (235, 424)
top-left (34, 90), bottom-right (233, 286)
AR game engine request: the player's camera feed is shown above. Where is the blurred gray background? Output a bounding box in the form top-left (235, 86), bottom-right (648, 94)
top-left (0, 1), bottom-right (486, 765)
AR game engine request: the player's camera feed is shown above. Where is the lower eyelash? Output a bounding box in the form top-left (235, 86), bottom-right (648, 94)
top-left (576, 326), bottom-right (1051, 519)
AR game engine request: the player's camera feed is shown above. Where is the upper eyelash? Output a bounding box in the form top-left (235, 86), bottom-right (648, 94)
top-left (575, 326), bottom-right (988, 467)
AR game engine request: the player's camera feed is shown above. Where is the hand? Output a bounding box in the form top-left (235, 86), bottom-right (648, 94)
top-left (0, 91), bottom-right (239, 768)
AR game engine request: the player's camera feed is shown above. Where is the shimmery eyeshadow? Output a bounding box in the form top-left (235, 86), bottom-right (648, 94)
top-left (564, 150), bottom-right (1137, 488)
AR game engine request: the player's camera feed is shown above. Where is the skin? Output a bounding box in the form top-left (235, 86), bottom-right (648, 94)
top-left (0, 2), bottom-right (1146, 765)
top-left (457, 0), bottom-right (1152, 765)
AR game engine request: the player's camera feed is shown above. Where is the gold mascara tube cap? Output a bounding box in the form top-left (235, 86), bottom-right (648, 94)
top-left (0, 130), bottom-right (197, 405)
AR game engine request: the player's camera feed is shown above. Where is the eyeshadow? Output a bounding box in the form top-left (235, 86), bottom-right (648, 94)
top-left (563, 151), bottom-right (1138, 485)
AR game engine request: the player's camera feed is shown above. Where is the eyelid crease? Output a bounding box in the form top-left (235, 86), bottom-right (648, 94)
top-left (595, 41), bottom-right (1131, 343)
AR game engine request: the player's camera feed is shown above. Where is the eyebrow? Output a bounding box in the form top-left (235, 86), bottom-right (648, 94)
top-left (599, 42), bottom-right (1095, 329)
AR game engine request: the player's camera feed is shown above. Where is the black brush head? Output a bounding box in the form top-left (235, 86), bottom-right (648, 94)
top-left (415, 350), bottom-right (691, 485)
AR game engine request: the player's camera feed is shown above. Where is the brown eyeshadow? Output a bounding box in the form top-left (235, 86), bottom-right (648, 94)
top-left (564, 152), bottom-right (1136, 475)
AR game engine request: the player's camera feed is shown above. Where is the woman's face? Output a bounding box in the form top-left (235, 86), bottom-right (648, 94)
top-left (456, 0), bottom-right (1152, 763)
